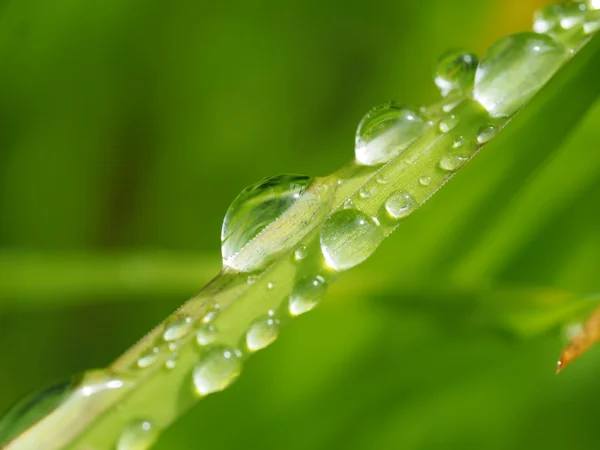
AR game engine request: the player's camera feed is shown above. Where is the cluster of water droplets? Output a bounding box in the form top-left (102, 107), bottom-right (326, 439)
top-left (1, 2), bottom-right (597, 448)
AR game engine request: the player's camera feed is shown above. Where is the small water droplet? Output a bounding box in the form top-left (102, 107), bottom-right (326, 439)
top-left (452, 136), bottom-right (464, 148)
top-left (439, 154), bottom-right (467, 172)
top-left (533, 4), bottom-right (564, 33)
top-left (419, 176), bottom-right (432, 186)
top-left (359, 187), bottom-right (372, 199)
top-left (168, 342), bottom-right (179, 352)
top-left (355, 102), bottom-right (426, 166)
top-left (343, 199), bottom-right (355, 209)
top-left (439, 113), bottom-right (458, 133)
top-left (376, 175), bottom-right (388, 184)
top-left (221, 174), bottom-right (313, 264)
top-left (196, 324), bottom-right (217, 346)
top-left (163, 316), bottom-right (194, 342)
top-left (202, 305), bottom-right (220, 324)
top-left (559, 2), bottom-right (587, 29)
top-left (137, 347), bottom-right (160, 369)
top-left (246, 316), bottom-right (280, 351)
top-left (476, 124), bottom-right (498, 144)
top-left (320, 209), bottom-right (383, 271)
top-left (474, 32), bottom-right (566, 117)
top-left (165, 358), bottom-right (177, 370)
top-left (385, 191), bottom-right (416, 220)
top-left (267, 281), bottom-right (275, 290)
top-left (584, 10), bottom-right (600, 33)
top-left (294, 245), bottom-right (307, 261)
top-left (434, 50), bottom-right (478, 96)
top-left (247, 275), bottom-right (258, 285)
top-left (193, 346), bottom-right (242, 395)
top-left (116, 420), bottom-right (158, 450)
top-left (289, 275), bottom-right (328, 316)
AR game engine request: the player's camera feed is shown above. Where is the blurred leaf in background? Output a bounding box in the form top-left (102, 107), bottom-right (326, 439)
top-left (3, 0), bottom-right (600, 449)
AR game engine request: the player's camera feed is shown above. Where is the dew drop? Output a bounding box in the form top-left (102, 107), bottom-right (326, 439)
top-left (359, 187), bottom-right (372, 199)
top-left (320, 209), bottom-right (383, 271)
top-left (355, 102), bottom-right (426, 166)
top-left (533, 4), bottom-right (564, 33)
top-left (452, 136), bottom-right (465, 149)
top-left (438, 113), bottom-right (458, 133)
top-left (439, 154), bottom-right (467, 172)
top-left (385, 191), bottom-right (416, 220)
top-left (419, 176), bottom-right (432, 186)
top-left (196, 324), bottom-right (218, 346)
top-left (221, 174), bottom-right (313, 263)
top-left (473, 32), bottom-right (567, 117)
top-left (163, 316), bottom-right (194, 342)
top-left (434, 50), bottom-right (478, 97)
top-left (267, 281), bottom-right (275, 290)
top-left (137, 347), bottom-right (160, 369)
top-left (376, 175), bottom-right (388, 184)
top-left (0, 375), bottom-right (81, 446)
top-left (116, 420), bottom-right (158, 450)
top-left (246, 316), bottom-right (280, 351)
top-left (294, 245), bottom-right (307, 261)
top-left (476, 124), bottom-right (498, 144)
top-left (202, 304), bottom-right (220, 324)
top-left (165, 358), bottom-right (177, 370)
top-left (193, 346), bottom-right (242, 395)
top-left (589, 0), bottom-right (600, 11)
top-left (559, 2), bottom-right (587, 29)
top-left (289, 275), bottom-right (328, 316)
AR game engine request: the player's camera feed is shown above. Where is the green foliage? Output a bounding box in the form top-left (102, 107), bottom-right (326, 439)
top-left (2, 1), bottom-right (600, 449)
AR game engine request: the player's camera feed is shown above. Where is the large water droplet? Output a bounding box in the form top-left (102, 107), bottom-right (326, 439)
top-left (246, 316), bottom-right (280, 351)
top-left (439, 154), bottom-right (467, 172)
top-left (116, 420), bottom-right (158, 450)
top-left (289, 275), bottom-right (327, 316)
top-left (193, 346), bottom-right (242, 395)
top-left (385, 191), bottom-right (416, 220)
top-left (438, 113), bottom-right (458, 133)
top-left (434, 50), bottom-right (478, 97)
top-left (320, 209), bottom-right (383, 271)
top-left (355, 103), bottom-right (426, 166)
top-left (0, 376), bottom-right (80, 446)
top-left (474, 32), bottom-right (566, 117)
top-left (221, 174), bottom-right (313, 262)
top-left (163, 316), bottom-right (194, 342)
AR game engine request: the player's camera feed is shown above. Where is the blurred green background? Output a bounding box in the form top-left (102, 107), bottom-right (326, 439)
top-left (3, 0), bottom-right (600, 448)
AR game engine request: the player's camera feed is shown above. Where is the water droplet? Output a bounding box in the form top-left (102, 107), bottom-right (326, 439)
top-left (221, 174), bottom-right (313, 262)
top-left (116, 420), bottom-right (157, 450)
top-left (376, 175), bottom-right (388, 184)
top-left (247, 275), bottom-right (258, 285)
top-left (168, 342), bottom-right (179, 352)
top-left (419, 176), bottom-right (432, 186)
top-left (246, 316), bottom-right (280, 351)
top-left (359, 187), bottom-right (372, 199)
top-left (137, 347), bottom-right (160, 369)
top-left (474, 32), bottom-right (566, 117)
top-left (533, 4), bottom-right (564, 33)
top-left (289, 275), bottom-right (328, 316)
top-left (434, 50), bottom-right (478, 96)
top-left (452, 136), bottom-right (465, 148)
top-left (320, 209), bottom-right (383, 271)
top-left (294, 245), bottom-right (307, 261)
top-left (0, 375), bottom-right (80, 446)
top-left (355, 102), bottom-right (426, 166)
top-left (202, 305), bottom-right (220, 324)
top-left (165, 357), bottom-right (177, 370)
top-left (476, 125), bottom-right (498, 144)
top-left (584, 10), bottom-right (600, 33)
top-left (267, 281), bottom-right (275, 290)
top-left (196, 324), bottom-right (217, 346)
top-left (385, 191), bottom-right (416, 220)
top-left (559, 2), bottom-right (587, 29)
top-left (193, 346), bottom-right (242, 395)
top-left (343, 199), bottom-right (355, 209)
top-left (163, 316), bottom-right (194, 342)
top-left (438, 113), bottom-right (458, 133)
top-left (439, 154), bottom-right (467, 172)
top-left (589, 0), bottom-right (600, 10)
